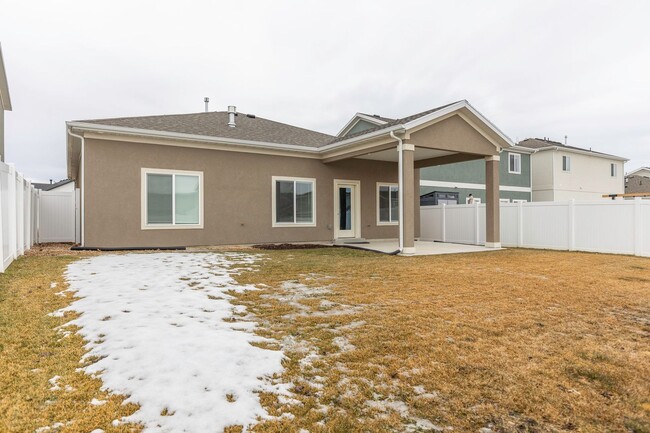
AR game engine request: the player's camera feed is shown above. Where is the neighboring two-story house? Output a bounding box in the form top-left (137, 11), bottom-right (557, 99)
top-left (0, 43), bottom-right (12, 162)
top-left (518, 138), bottom-right (627, 201)
top-left (419, 145), bottom-right (533, 204)
top-left (625, 167), bottom-right (650, 194)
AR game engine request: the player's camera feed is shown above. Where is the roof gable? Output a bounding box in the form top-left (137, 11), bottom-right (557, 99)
top-left (336, 113), bottom-right (393, 137)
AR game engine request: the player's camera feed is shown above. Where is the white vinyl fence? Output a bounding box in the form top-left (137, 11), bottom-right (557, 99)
top-left (421, 199), bottom-right (650, 257)
top-left (0, 162), bottom-right (39, 272)
top-left (39, 190), bottom-right (78, 243)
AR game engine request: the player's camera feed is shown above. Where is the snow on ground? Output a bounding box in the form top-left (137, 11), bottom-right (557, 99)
top-left (58, 252), bottom-right (287, 432)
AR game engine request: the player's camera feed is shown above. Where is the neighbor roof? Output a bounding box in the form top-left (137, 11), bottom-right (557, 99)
top-left (626, 167), bottom-right (650, 177)
top-left (518, 138), bottom-right (628, 161)
top-left (79, 111), bottom-right (336, 148)
top-left (0, 43), bottom-right (12, 111)
top-left (33, 179), bottom-right (74, 191)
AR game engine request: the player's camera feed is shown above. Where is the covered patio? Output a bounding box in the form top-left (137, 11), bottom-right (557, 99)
top-left (334, 239), bottom-right (500, 256)
top-left (321, 100), bottom-right (513, 255)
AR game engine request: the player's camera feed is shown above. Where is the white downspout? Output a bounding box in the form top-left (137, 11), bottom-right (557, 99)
top-left (390, 130), bottom-right (404, 252)
top-left (67, 128), bottom-right (85, 247)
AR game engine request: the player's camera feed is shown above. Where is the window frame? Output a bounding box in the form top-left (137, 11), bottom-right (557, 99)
top-left (562, 155), bottom-right (571, 172)
top-left (141, 168), bottom-right (204, 230)
top-left (508, 152), bottom-right (522, 174)
top-left (610, 163), bottom-right (617, 177)
top-left (271, 176), bottom-right (317, 227)
top-left (376, 182), bottom-right (399, 226)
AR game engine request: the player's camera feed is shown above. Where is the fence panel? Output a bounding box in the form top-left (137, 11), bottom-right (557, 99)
top-left (420, 199), bottom-right (650, 258)
top-left (0, 162), bottom-right (39, 272)
top-left (38, 191), bottom-right (77, 243)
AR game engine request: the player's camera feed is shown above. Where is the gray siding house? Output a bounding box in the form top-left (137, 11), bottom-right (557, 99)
top-left (419, 146), bottom-right (533, 204)
top-left (625, 167), bottom-right (650, 194)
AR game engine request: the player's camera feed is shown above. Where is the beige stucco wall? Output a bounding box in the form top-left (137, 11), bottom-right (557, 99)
top-left (408, 114), bottom-right (500, 156)
top-left (83, 138), bottom-right (411, 248)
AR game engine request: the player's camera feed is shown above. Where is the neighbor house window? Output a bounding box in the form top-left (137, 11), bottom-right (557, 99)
top-left (611, 163), bottom-right (617, 177)
top-left (142, 168), bottom-right (203, 229)
top-left (272, 177), bottom-right (316, 226)
top-left (562, 155), bottom-right (571, 172)
top-left (377, 183), bottom-right (398, 224)
top-left (508, 153), bottom-right (521, 174)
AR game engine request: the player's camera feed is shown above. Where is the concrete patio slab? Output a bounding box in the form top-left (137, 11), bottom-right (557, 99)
top-left (338, 239), bottom-right (502, 256)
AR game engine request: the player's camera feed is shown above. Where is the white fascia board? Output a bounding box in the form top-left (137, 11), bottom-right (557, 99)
top-left (336, 113), bottom-right (387, 137)
top-left (403, 100), bottom-right (515, 148)
top-left (533, 145), bottom-right (628, 162)
top-left (0, 44), bottom-right (12, 111)
top-left (506, 145), bottom-right (535, 154)
top-left (67, 121), bottom-right (321, 155)
top-left (420, 179), bottom-right (531, 193)
top-left (319, 124), bottom-right (406, 151)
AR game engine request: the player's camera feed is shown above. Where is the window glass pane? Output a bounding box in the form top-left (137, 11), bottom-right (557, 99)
top-left (296, 181), bottom-right (313, 223)
top-left (338, 187), bottom-right (351, 230)
top-left (175, 175), bottom-right (200, 224)
top-left (379, 186), bottom-right (390, 222)
top-left (147, 174), bottom-right (173, 224)
top-left (390, 186), bottom-right (399, 222)
top-left (276, 181), bottom-right (294, 223)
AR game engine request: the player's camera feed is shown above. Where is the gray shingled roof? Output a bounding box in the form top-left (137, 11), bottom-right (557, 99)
top-left (357, 113), bottom-right (395, 123)
top-left (33, 179), bottom-right (74, 191)
top-left (517, 138), bottom-right (624, 159)
top-left (76, 101), bottom-right (464, 148)
top-left (78, 112), bottom-right (336, 148)
top-left (328, 101), bottom-right (462, 144)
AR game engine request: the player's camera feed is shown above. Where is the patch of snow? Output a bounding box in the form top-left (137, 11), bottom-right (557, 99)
top-left (91, 398), bottom-right (107, 406)
top-left (332, 336), bottom-right (356, 352)
top-left (59, 252), bottom-right (287, 433)
top-left (48, 376), bottom-right (61, 391)
top-left (50, 282), bottom-right (57, 289)
top-left (90, 430), bottom-right (105, 433)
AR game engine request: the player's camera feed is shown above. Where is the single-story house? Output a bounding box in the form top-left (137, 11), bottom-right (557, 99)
top-left (33, 179), bottom-right (75, 192)
top-left (517, 138), bottom-right (627, 201)
top-left (66, 100), bottom-right (513, 253)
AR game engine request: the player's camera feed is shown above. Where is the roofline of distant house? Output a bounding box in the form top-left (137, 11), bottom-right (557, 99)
top-left (527, 145), bottom-right (628, 162)
top-left (336, 112), bottom-right (389, 137)
top-left (0, 43), bottom-right (12, 111)
top-left (626, 166), bottom-right (650, 176)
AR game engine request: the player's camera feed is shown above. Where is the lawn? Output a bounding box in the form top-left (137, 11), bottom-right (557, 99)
top-left (0, 245), bottom-right (648, 433)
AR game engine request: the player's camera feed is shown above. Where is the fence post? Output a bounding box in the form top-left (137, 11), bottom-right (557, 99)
top-left (568, 199), bottom-right (576, 251)
top-left (474, 202), bottom-right (480, 245)
top-left (8, 165), bottom-right (17, 259)
top-left (516, 201), bottom-right (523, 247)
top-left (25, 181), bottom-right (31, 250)
top-left (634, 197), bottom-right (642, 257)
top-left (441, 203), bottom-right (446, 242)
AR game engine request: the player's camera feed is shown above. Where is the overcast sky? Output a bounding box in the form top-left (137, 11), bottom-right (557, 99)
top-left (1, 0), bottom-right (649, 182)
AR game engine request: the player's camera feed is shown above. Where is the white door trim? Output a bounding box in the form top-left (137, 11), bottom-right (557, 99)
top-left (333, 179), bottom-right (361, 239)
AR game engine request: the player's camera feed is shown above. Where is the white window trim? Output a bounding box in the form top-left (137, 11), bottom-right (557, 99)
top-left (271, 176), bottom-right (317, 227)
top-left (376, 182), bottom-right (399, 226)
top-left (562, 155), bottom-right (571, 172)
top-left (508, 152), bottom-right (521, 174)
top-left (141, 168), bottom-right (204, 230)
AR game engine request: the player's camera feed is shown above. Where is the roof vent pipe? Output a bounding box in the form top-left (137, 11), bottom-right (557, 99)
top-left (228, 105), bottom-right (237, 127)
top-left (204, 97), bottom-right (209, 113)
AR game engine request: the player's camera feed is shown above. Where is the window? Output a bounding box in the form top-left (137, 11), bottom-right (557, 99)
top-left (611, 163), bottom-right (617, 177)
top-left (272, 177), bottom-right (316, 226)
top-left (377, 183), bottom-right (399, 224)
top-left (500, 198), bottom-right (511, 204)
top-left (508, 153), bottom-right (521, 174)
top-left (562, 155), bottom-right (571, 172)
top-left (142, 168), bottom-right (203, 229)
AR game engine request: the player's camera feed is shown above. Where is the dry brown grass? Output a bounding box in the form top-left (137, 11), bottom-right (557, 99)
top-left (0, 246), bottom-right (141, 433)
top-left (232, 248), bottom-right (650, 433)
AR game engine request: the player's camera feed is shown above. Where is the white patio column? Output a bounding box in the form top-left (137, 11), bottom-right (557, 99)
top-left (399, 142), bottom-right (416, 255)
